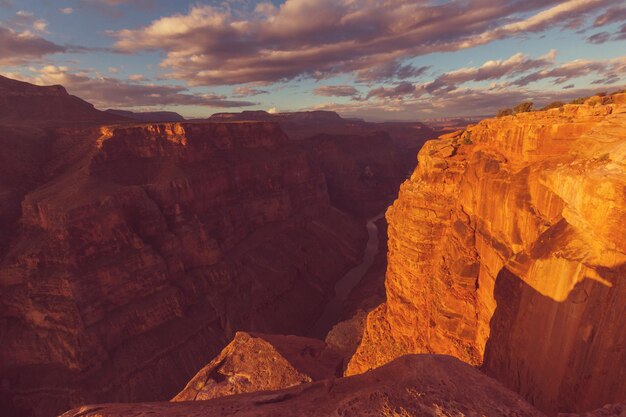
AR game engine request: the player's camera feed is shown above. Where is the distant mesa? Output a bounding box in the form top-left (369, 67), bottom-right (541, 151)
top-left (105, 109), bottom-right (185, 123)
top-left (0, 75), bottom-right (124, 125)
top-left (208, 110), bottom-right (343, 123)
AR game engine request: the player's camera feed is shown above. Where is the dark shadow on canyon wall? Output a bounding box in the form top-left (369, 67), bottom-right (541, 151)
top-left (483, 263), bottom-right (626, 416)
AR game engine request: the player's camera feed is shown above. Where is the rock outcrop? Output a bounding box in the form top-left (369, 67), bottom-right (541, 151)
top-left (348, 94), bottom-right (626, 414)
top-left (59, 354), bottom-right (546, 417)
top-left (173, 332), bottom-right (342, 401)
top-left (0, 122), bottom-right (366, 417)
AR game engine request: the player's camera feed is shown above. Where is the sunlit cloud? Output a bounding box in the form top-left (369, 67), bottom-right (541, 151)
top-left (113, 0), bottom-right (616, 86)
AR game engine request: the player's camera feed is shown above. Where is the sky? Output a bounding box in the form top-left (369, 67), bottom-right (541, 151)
top-left (0, 0), bottom-right (625, 121)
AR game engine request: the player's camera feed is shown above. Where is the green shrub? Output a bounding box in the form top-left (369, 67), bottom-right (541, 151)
top-left (497, 108), bottom-right (513, 117)
top-left (462, 131), bottom-right (473, 144)
top-left (513, 102), bottom-right (534, 113)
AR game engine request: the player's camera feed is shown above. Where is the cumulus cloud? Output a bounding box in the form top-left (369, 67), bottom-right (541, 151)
top-left (0, 26), bottom-right (65, 66)
top-left (112, 0), bottom-right (615, 86)
top-left (59, 8), bottom-right (74, 15)
top-left (6, 10), bottom-right (49, 33)
top-left (14, 65), bottom-right (257, 109)
top-left (313, 85), bottom-right (359, 98)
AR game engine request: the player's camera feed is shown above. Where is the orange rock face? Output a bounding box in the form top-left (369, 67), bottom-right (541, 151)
top-left (59, 354), bottom-right (546, 417)
top-left (348, 95), bottom-right (626, 414)
top-left (173, 332), bottom-right (342, 401)
top-left (0, 122), bottom-right (367, 417)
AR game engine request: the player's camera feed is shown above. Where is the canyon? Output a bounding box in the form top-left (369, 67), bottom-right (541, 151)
top-left (0, 76), bottom-right (423, 417)
top-left (0, 74), bottom-right (624, 417)
top-left (60, 92), bottom-right (625, 417)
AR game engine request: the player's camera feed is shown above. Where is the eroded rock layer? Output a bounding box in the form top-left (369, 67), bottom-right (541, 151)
top-left (348, 94), bottom-right (626, 414)
top-left (173, 331), bottom-right (342, 401)
top-left (0, 122), bottom-right (366, 417)
top-left (59, 354), bottom-right (546, 417)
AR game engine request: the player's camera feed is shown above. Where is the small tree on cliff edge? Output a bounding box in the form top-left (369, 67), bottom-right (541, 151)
top-left (514, 102), bottom-right (534, 113)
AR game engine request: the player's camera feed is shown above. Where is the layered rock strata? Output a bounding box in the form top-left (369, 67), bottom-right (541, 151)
top-left (0, 122), bottom-right (366, 417)
top-left (348, 94), bottom-right (626, 414)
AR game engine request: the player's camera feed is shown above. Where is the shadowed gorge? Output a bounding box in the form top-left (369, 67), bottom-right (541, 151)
top-left (0, 76), bottom-right (429, 417)
top-left (0, 121), bottom-right (370, 417)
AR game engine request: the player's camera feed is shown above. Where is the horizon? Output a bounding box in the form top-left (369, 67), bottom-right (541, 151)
top-left (1, 1), bottom-right (625, 120)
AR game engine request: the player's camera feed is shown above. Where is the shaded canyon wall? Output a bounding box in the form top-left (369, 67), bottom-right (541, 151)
top-left (0, 122), bottom-right (367, 417)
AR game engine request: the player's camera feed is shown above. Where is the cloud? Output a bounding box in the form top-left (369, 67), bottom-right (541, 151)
top-left (313, 85), bottom-right (359, 98)
top-left (587, 32), bottom-right (611, 44)
top-left (310, 84), bottom-right (625, 121)
top-left (424, 50), bottom-right (557, 94)
top-left (366, 82), bottom-right (417, 100)
top-left (0, 26), bottom-right (65, 66)
top-left (593, 6), bottom-right (626, 26)
top-left (14, 66), bottom-right (257, 109)
top-left (128, 74), bottom-right (146, 81)
top-left (345, 53), bottom-right (626, 120)
top-left (112, 0), bottom-right (615, 86)
top-left (360, 50), bottom-right (558, 102)
top-left (59, 7), bottom-right (74, 15)
top-left (356, 61), bottom-right (430, 83)
top-left (512, 56), bottom-right (626, 86)
top-left (232, 86), bottom-right (269, 97)
top-left (6, 10), bottom-right (49, 33)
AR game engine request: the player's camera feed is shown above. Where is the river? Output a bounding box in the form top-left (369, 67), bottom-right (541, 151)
top-left (309, 211), bottom-right (385, 339)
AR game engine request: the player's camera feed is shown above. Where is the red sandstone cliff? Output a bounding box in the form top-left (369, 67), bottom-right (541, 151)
top-left (0, 121), bottom-right (367, 417)
top-left (347, 94), bottom-right (626, 414)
